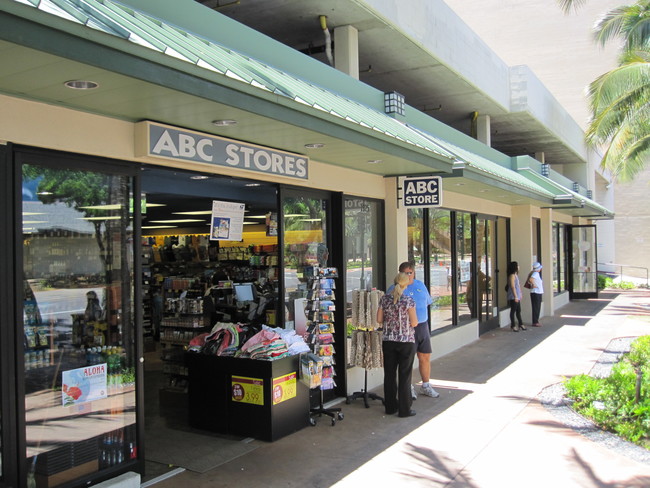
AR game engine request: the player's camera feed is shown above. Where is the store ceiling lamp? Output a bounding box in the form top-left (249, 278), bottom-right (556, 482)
top-left (81, 216), bottom-right (121, 221)
top-left (149, 219), bottom-right (204, 223)
top-left (384, 91), bottom-right (405, 116)
top-left (79, 204), bottom-right (123, 210)
top-left (64, 80), bottom-right (99, 90)
top-left (212, 119), bottom-right (237, 126)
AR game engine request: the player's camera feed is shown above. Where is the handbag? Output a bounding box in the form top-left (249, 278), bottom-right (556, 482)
top-left (523, 280), bottom-right (533, 289)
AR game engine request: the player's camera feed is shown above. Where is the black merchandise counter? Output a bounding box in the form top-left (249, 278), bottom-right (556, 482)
top-left (185, 353), bottom-right (310, 441)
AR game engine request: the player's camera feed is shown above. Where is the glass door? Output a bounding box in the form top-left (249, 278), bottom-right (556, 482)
top-left (19, 153), bottom-right (137, 487)
top-left (568, 225), bottom-right (598, 299)
top-left (475, 217), bottom-right (498, 332)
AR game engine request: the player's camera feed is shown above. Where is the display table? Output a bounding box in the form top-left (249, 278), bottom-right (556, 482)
top-left (185, 353), bottom-right (310, 441)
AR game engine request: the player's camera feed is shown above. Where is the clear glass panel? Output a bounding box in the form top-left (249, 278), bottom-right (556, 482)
top-left (282, 193), bottom-right (328, 335)
top-left (532, 218), bottom-right (540, 264)
top-left (558, 224), bottom-right (567, 291)
top-left (552, 223), bottom-right (559, 293)
top-left (473, 218), bottom-right (494, 322)
top-left (571, 226), bottom-right (598, 293)
top-left (22, 165), bottom-right (136, 486)
top-left (428, 209), bottom-right (452, 331)
top-left (407, 208), bottom-right (425, 285)
top-left (344, 197), bottom-right (383, 318)
top-left (456, 212), bottom-right (472, 323)
top-left (496, 217), bottom-right (510, 308)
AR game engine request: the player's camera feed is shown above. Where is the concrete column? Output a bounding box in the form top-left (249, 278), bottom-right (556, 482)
top-left (476, 114), bottom-right (491, 146)
top-left (511, 205), bottom-right (535, 322)
top-left (384, 177), bottom-right (408, 284)
top-left (540, 208), bottom-right (554, 318)
top-left (334, 25), bottom-right (359, 80)
top-left (534, 152), bottom-right (545, 164)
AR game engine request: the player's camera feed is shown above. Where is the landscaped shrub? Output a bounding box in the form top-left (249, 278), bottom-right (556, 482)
top-left (564, 336), bottom-right (650, 449)
top-left (597, 274), bottom-right (637, 290)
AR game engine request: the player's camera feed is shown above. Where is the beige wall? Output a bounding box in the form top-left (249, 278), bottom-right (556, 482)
top-left (614, 168), bottom-right (650, 281)
top-left (1, 94), bottom-right (386, 199)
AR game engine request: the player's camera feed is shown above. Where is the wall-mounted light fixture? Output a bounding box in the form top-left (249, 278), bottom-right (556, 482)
top-left (586, 190), bottom-right (593, 199)
top-left (384, 91), bottom-right (405, 116)
top-left (572, 182), bottom-right (580, 192)
top-left (540, 163), bottom-right (550, 177)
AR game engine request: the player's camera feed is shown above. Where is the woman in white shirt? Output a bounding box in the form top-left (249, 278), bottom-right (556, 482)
top-left (529, 262), bottom-right (544, 327)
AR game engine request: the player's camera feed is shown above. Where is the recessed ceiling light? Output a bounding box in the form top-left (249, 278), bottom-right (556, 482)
top-left (304, 143), bottom-right (325, 149)
top-left (37, 191), bottom-right (53, 196)
top-left (367, 159), bottom-right (383, 164)
top-left (64, 80), bottom-right (99, 90)
top-left (79, 204), bottom-right (123, 210)
top-left (148, 219), bottom-right (204, 223)
top-left (284, 213), bottom-right (309, 218)
top-left (81, 216), bottom-right (122, 221)
top-left (455, 183), bottom-right (465, 186)
top-left (245, 183), bottom-right (261, 187)
top-left (212, 119), bottom-right (237, 126)
top-left (190, 175), bottom-right (209, 180)
top-left (145, 203), bottom-right (166, 208)
top-left (478, 189), bottom-right (489, 193)
top-left (247, 215), bottom-right (268, 219)
top-left (142, 225), bottom-right (178, 229)
top-left (173, 211), bottom-right (212, 215)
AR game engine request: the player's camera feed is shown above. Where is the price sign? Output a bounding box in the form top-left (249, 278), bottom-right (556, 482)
top-left (272, 372), bottom-right (297, 405)
top-left (231, 376), bottom-right (264, 406)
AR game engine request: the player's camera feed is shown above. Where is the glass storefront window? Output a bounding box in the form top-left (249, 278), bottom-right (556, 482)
top-left (282, 191), bottom-right (328, 335)
top-left (456, 212), bottom-right (473, 323)
top-left (344, 197), bottom-right (384, 323)
top-left (557, 224), bottom-right (567, 292)
top-left (474, 218), bottom-right (495, 322)
top-left (22, 164), bottom-right (136, 486)
top-left (428, 209), bottom-right (452, 331)
top-left (407, 208), bottom-right (425, 280)
top-left (552, 223), bottom-right (567, 293)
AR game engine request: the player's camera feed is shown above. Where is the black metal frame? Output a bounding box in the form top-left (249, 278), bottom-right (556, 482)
top-left (8, 146), bottom-right (139, 487)
top-left (567, 224), bottom-right (599, 300)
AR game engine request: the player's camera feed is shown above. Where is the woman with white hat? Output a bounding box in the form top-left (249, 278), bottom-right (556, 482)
top-left (529, 262), bottom-right (544, 327)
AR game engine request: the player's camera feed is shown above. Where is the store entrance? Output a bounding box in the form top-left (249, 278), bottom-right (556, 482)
top-left (139, 167), bottom-right (280, 480)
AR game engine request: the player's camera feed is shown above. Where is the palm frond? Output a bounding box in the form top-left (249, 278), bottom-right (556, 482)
top-left (556, 0), bottom-right (587, 14)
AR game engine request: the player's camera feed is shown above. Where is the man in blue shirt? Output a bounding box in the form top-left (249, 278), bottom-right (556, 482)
top-left (389, 261), bottom-right (440, 399)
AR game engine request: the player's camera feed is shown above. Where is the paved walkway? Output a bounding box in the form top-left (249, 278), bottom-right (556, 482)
top-left (150, 289), bottom-right (650, 488)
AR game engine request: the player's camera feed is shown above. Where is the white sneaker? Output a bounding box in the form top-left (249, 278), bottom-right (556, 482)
top-left (410, 384), bottom-right (418, 400)
top-left (420, 383), bottom-right (440, 398)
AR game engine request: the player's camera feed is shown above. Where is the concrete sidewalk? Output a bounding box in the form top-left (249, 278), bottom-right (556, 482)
top-left (150, 289), bottom-right (650, 488)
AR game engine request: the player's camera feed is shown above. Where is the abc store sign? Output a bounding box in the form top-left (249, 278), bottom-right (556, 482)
top-left (136, 121), bottom-right (308, 180)
top-left (402, 176), bottom-right (442, 208)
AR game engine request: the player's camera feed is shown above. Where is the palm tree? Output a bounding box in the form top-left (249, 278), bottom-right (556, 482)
top-left (558, 0), bottom-right (650, 181)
